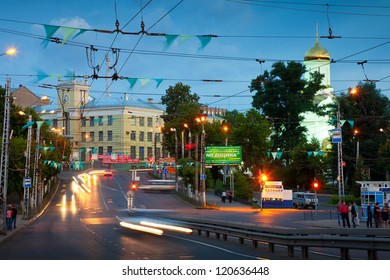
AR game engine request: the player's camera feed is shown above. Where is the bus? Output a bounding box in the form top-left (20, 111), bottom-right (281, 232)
top-left (138, 179), bottom-right (176, 191)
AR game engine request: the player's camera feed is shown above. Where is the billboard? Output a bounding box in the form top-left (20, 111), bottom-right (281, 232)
top-left (204, 146), bottom-right (242, 165)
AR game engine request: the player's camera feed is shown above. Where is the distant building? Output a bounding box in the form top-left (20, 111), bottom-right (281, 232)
top-left (11, 85), bottom-right (50, 109)
top-left (302, 32), bottom-right (335, 150)
top-left (40, 78), bottom-right (164, 162)
top-left (201, 105), bottom-right (227, 117)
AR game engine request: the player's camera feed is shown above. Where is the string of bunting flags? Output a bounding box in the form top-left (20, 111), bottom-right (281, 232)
top-left (267, 150), bottom-right (325, 160)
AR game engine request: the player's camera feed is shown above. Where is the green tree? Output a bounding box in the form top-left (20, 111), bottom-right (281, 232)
top-left (250, 61), bottom-right (324, 162)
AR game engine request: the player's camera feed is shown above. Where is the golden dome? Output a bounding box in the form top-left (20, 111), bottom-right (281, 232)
top-left (304, 40), bottom-right (330, 61)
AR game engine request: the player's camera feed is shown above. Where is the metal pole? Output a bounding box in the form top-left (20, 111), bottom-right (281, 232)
top-left (201, 124), bottom-right (206, 207)
top-left (23, 115), bottom-right (32, 219)
top-left (194, 133), bottom-right (199, 201)
top-left (174, 130), bottom-right (178, 192)
top-left (32, 122), bottom-right (43, 212)
top-left (188, 130), bottom-right (192, 159)
top-left (337, 102), bottom-right (345, 199)
top-left (181, 130), bottom-right (184, 159)
top-left (0, 77), bottom-right (11, 234)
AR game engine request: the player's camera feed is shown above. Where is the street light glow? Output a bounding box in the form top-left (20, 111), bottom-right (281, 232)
top-left (1, 47), bottom-right (16, 56)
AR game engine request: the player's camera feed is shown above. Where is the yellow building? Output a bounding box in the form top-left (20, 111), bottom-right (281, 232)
top-left (41, 78), bottom-right (164, 163)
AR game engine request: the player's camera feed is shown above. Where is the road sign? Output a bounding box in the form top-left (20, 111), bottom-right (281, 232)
top-left (24, 177), bottom-right (32, 188)
top-left (200, 174), bottom-right (207, 180)
top-left (331, 128), bottom-right (342, 143)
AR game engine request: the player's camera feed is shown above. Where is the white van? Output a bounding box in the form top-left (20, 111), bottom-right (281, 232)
top-left (292, 192), bottom-right (318, 209)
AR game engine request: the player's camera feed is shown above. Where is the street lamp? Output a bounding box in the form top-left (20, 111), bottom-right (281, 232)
top-left (196, 115), bottom-right (207, 207)
top-left (170, 128), bottom-right (178, 192)
top-left (184, 123), bottom-right (192, 159)
top-left (222, 125), bottom-right (229, 146)
top-left (260, 173), bottom-right (267, 211)
top-left (0, 47), bottom-right (16, 57)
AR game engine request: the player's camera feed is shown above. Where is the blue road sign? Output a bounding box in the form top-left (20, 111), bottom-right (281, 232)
top-left (24, 177), bottom-right (32, 188)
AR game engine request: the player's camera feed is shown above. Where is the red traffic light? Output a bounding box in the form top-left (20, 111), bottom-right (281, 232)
top-left (313, 181), bottom-right (319, 189)
top-left (131, 182), bottom-right (137, 191)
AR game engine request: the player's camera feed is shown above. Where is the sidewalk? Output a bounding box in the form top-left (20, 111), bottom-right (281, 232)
top-left (0, 215), bottom-right (30, 244)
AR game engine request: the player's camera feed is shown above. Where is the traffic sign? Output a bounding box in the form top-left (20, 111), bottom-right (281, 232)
top-left (24, 177), bottom-right (32, 188)
top-left (331, 128), bottom-right (342, 143)
top-left (200, 174), bottom-right (207, 180)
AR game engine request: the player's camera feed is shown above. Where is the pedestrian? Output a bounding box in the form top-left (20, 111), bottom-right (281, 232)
top-left (221, 191), bottom-right (226, 203)
top-left (6, 205), bottom-right (13, 230)
top-left (353, 202), bottom-right (360, 226)
top-left (227, 191), bottom-right (233, 203)
top-left (336, 200), bottom-right (342, 226)
top-left (366, 202), bottom-right (373, 228)
top-left (11, 204), bottom-right (17, 229)
top-left (381, 203), bottom-right (389, 228)
top-left (349, 202), bottom-right (357, 228)
top-left (373, 202), bottom-right (381, 228)
top-left (340, 201), bottom-right (351, 228)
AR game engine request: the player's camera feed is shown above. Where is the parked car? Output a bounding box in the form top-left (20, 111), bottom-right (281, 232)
top-left (292, 192), bottom-right (318, 209)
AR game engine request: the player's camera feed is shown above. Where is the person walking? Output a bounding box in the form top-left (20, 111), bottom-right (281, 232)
top-left (366, 202), bottom-right (373, 228)
top-left (336, 200), bottom-right (342, 226)
top-left (340, 201), bottom-right (351, 228)
top-left (227, 191), bottom-right (233, 203)
top-left (11, 204), bottom-right (17, 229)
top-left (381, 203), bottom-right (389, 228)
top-left (221, 191), bottom-right (226, 203)
top-left (6, 206), bottom-right (13, 231)
top-left (373, 202), bottom-right (381, 228)
top-left (353, 202), bottom-right (360, 226)
top-left (350, 202), bottom-right (357, 228)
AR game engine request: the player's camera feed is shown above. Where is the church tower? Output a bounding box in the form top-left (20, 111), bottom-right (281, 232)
top-left (302, 27), bottom-right (334, 149)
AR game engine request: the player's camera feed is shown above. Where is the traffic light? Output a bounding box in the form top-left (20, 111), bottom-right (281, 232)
top-left (260, 174), bottom-right (267, 183)
top-left (131, 182), bottom-right (137, 191)
top-left (313, 180), bottom-right (319, 189)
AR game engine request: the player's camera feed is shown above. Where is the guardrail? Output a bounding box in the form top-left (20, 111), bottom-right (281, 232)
top-left (169, 216), bottom-right (390, 260)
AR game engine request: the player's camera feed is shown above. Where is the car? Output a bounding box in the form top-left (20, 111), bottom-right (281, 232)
top-left (104, 169), bottom-right (113, 176)
top-left (292, 192), bottom-right (318, 209)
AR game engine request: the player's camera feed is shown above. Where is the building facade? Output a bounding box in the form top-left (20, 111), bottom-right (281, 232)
top-left (41, 78), bottom-right (164, 163)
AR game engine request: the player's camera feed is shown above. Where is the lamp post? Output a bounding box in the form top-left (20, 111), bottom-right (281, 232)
top-left (170, 128), bottom-right (178, 192)
top-left (196, 116), bottom-right (207, 207)
top-left (0, 47), bottom-right (16, 57)
top-left (260, 173), bottom-right (267, 211)
top-left (184, 123), bottom-right (192, 159)
top-left (222, 125), bottom-right (229, 146)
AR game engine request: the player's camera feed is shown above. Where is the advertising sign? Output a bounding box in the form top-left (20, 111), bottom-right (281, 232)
top-left (204, 146), bottom-right (242, 165)
top-left (263, 181), bottom-right (284, 200)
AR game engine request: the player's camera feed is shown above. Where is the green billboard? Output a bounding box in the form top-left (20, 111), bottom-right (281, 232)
top-left (204, 146), bottom-right (242, 165)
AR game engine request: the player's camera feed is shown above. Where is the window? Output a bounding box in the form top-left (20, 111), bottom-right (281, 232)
top-left (139, 147), bottom-right (145, 160)
top-left (130, 131), bottom-right (136, 141)
top-left (107, 131), bottom-right (113, 141)
top-left (81, 132), bottom-right (87, 142)
top-left (108, 115), bottom-right (113, 125)
top-left (139, 117), bottom-right (145, 126)
top-left (130, 117), bottom-right (136, 126)
top-left (139, 131), bottom-right (144, 141)
top-left (98, 131), bottom-right (103, 141)
top-left (107, 146), bottom-right (112, 153)
top-left (81, 118), bottom-right (86, 127)
top-left (155, 133), bottom-right (161, 143)
top-left (156, 148), bottom-right (161, 159)
top-left (98, 146), bottom-right (104, 155)
top-left (90, 117), bottom-right (95, 127)
top-left (98, 116), bottom-right (103, 126)
top-left (147, 117), bottom-right (153, 127)
top-left (147, 147), bottom-right (153, 158)
top-left (130, 146), bottom-right (136, 159)
top-left (90, 132), bottom-right (95, 142)
top-left (147, 132), bottom-right (153, 142)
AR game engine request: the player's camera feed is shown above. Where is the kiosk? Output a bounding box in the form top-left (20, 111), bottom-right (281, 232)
top-left (357, 181), bottom-right (390, 221)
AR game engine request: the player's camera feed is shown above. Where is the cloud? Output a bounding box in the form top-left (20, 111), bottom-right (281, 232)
top-left (50, 17), bottom-right (91, 29)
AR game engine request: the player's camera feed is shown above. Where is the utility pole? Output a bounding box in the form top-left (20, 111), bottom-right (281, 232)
top-left (23, 114), bottom-right (33, 219)
top-left (32, 121), bottom-right (44, 212)
top-left (337, 102), bottom-right (345, 199)
top-left (194, 133), bottom-right (199, 201)
top-left (0, 77), bottom-right (11, 234)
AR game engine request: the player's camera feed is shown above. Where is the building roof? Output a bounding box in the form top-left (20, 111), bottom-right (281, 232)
top-left (11, 85), bottom-right (50, 109)
top-left (304, 39), bottom-right (330, 61)
top-left (85, 95), bottom-right (165, 111)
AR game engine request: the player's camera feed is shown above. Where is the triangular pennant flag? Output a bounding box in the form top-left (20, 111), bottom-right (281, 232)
top-left (164, 35), bottom-right (179, 49)
top-left (314, 151), bottom-right (318, 156)
top-left (44, 147), bottom-right (49, 152)
top-left (22, 121), bottom-right (35, 130)
top-left (61, 27), bottom-right (78, 44)
top-left (139, 78), bottom-right (151, 88)
top-left (179, 35), bottom-right (192, 42)
top-left (271, 152), bottom-right (278, 159)
top-left (277, 152), bottom-right (283, 159)
top-left (36, 121), bottom-right (44, 129)
top-left (50, 147), bottom-right (55, 151)
top-left (42, 25), bottom-right (60, 48)
top-left (267, 152), bottom-right (271, 157)
top-left (307, 151), bottom-right (313, 157)
top-left (348, 120), bottom-right (355, 127)
top-left (340, 120), bottom-right (346, 127)
top-left (197, 35), bottom-right (212, 50)
top-left (318, 151), bottom-right (324, 156)
top-left (35, 70), bottom-right (50, 82)
top-left (154, 78), bottom-right (164, 88)
top-left (126, 78), bottom-right (138, 89)
top-left (73, 29), bottom-right (88, 39)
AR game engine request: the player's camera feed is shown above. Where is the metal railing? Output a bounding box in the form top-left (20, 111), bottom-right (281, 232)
top-left (170, 216), bottom-right (390, 260)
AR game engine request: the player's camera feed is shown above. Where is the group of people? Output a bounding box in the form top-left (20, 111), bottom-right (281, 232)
top-left (337, 200), bottom-right (360, 228)
top-left (366, 202), bottom-right (389, 228)
top-left (5, 204), bottom-right (17, 231)
top-left (221, 191), bottom-right (233, 203)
